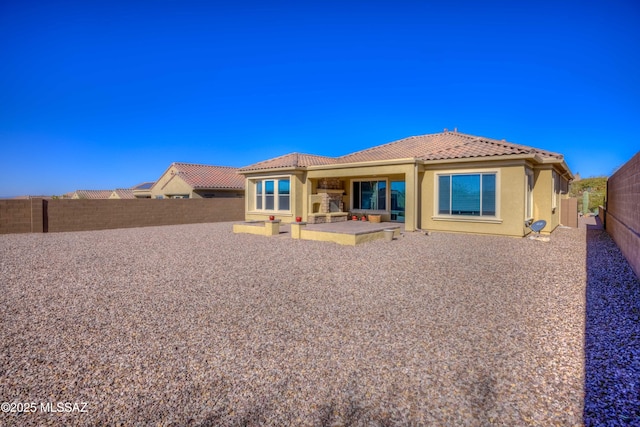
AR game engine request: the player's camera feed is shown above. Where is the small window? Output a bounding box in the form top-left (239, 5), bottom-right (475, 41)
top-left (256, 181), bottom-right (262, 209)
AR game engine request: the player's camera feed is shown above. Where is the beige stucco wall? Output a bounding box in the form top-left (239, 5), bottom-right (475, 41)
top-left (421, 162), bottom-right (527, 237)
top-left (531, 166), bottom-right (571, 233)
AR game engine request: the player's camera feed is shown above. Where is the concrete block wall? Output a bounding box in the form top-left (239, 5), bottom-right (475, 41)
top-left (0, 200), bottom-right (31, 233)
top-left (0, 199), bottom-right (45, 234)
top-left (0, 198), bottom-right (244, 234)
top-left (605, 151), bottom-right (640, 278)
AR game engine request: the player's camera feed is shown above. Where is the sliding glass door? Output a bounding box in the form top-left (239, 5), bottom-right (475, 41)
top-left (390, 181), bottom-right (405, 222)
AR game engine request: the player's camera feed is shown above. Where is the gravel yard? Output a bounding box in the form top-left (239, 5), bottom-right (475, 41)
top-left (0, 218), bottom-right (631, 425)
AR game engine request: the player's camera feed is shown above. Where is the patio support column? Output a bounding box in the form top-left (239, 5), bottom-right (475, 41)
top-left (404, 163), bottom-right (418, 232)
top-left (303, 175), bottom-right (312, 222)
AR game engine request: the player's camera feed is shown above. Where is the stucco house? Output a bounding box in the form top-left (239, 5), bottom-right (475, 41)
top-left (238, 130), bottom-right (574, 236)
top-left (150, 162), bottom-right (245, 199)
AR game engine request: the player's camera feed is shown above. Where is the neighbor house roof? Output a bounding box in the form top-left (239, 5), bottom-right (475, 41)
top-left (238, 130), bottom-right (567, 173)
top-left (159, 162), bottom-right (245, 189)
top-left (73, 190), bottom-right (113, 199)
top-left (111, 189), bottom-right (135, 199)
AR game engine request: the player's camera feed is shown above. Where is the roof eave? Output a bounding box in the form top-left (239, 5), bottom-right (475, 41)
top-left (307, 157), bottom-right (419, 170)
top-left (192, 186), bottom-right (245, 190)
top-left (421, 153), bottom-right (538, 165)
top-left (238, 166), bottom-right (306, 175)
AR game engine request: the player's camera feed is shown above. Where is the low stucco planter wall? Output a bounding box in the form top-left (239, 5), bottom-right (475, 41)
top-left (233, 220), bottom-right (281, 237)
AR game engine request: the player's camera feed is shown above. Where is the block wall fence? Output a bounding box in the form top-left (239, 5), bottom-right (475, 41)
top-left (603, 151), bottom-right (640, 279)
top-left (0, 198), bottom-right (244, 234)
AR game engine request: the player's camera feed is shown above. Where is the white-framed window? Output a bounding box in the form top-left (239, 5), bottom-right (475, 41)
top-left (351, 179), bottom-right (387, 211)
top-left (436, 172), bottom-right (497, 217)
top-left (526, 169), bottom-right (534, 220)
top-left (253, 177), bottom-right (290, 212)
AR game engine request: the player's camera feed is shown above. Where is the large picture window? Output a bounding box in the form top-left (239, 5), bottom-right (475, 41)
top-left (437, 173), bottom-right (496, 217)
top-left (254, 178), bottom-right (290, 212)
top-left (352, 180), bottom-right (386, 210)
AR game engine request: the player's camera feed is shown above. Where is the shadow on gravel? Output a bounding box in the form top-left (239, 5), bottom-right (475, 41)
top-left (583, 217), bottom-right (640, 426)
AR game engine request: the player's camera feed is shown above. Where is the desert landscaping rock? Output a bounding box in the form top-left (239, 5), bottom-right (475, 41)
top-left (0, 217), bottom-right (636, 425)
top-left (583, 220), bottom-right (640, 426)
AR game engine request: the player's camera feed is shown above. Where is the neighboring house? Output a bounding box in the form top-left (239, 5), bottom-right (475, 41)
top-left (238, 130), bottom-right (574, 236)
top-left (110, 183), bottom-right (155, 199)
top-left (150, 162), bottom-right (245, 199)
top-left (71, 190), bottom-right (113, 199)
top-left (109, 189), bottom-right (135, 199)
top-left (131, 182), bottom-right (154, 198)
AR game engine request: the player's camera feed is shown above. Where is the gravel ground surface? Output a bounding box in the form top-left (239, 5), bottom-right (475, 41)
top-left (0, 218), bottom-right (617, 426)
top-left (583, 218), bottom-right (640, 426)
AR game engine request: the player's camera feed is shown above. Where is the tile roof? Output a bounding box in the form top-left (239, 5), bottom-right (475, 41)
top-left (170, 163), bottom-right (245, 189)
top-left (73, 190), bottom-right (113, 199)
top-left (111, 189), bottom-right (135, 199)
top-left (238, 153), bottom-right (337, 172)
top-left (239, 131), bottom-right (564, 172)
top-left (338, 131), bottom-right (564, 163)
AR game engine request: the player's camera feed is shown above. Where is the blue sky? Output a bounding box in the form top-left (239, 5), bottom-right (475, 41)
top-left (1, 0), bottom-right (638, 197)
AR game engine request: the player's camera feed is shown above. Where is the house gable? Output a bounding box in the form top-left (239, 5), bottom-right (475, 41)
top-left (151, 162), bottom-right (245, 198)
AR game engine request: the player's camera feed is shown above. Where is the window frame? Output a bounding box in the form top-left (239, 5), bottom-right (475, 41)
top-left (251, 176), bottom-right (291, 213)
top-left (433, 169), bottom-right (501, 223)
top-left (350, 178), bottom-right (388, 212)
